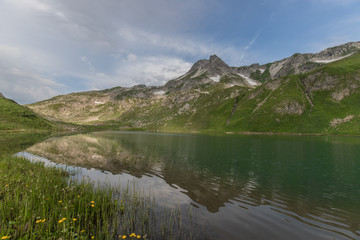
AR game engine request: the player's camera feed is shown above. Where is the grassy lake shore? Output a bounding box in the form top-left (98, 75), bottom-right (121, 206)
top-left (0, 155), bottom-right (191, 240)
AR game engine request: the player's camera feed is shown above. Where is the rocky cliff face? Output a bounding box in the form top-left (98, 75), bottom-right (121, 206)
top-left (164, 55), bottom-right (260, 91)
top-left (236, 41), bottom-right (360, 82)
top-left (0, 93), bottom-right (4, 98)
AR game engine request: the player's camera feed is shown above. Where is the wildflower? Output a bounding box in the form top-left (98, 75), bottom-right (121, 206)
top-left (1, 236), bottom-right (10, 239)
top-left (77, 195), bottom-right (80, 198)
top-left (41, 219), bottom-right (46, 223)
top-left (5, 185), bottom-right (8, 187)
top-left (91, 204), bottom-right (95, 207)
top-left (137, 236), bottom-right (141, 239)
top-left (91, 236), bottom-right (95, 239)
top-left (122, 235), bottom-right (126, 239)
top-left (58, 201), bottom-right (62, 203)
top-left (90, 201), bottom-right (95, 204)
top-left (130, 233), bottom-right (136, 237)
top-left (58, 218), bottom-right (66, 223)
top-left (35, 220), bottom-right (42, 224)
top-left (80, 230), bottom-right (85, 233)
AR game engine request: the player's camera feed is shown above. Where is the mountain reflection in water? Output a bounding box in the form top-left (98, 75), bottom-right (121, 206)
top-left (26, 131), bottom-right (360, 240)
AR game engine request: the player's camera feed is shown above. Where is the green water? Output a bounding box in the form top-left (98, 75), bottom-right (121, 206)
top-left (9, 132), bottom-right (360, 239)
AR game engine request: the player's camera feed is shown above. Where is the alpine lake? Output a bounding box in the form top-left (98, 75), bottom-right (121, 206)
top-left (2, 131), bottom-right (360, 240)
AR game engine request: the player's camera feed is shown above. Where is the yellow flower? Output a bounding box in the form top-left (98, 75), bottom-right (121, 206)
top-left (90, 201), bottom-right (95, 204)
top-left (58, 218), bottom-right (66, 223)
top-left (1, 236), bottom-right (10, 239)
top-left (91, 236), bottom-right (95, 239)
top-left (4, 185), bottom-right (8, 187)
top-left (137, 236), bottom-right (141, 239)
top-left (80, 230), bottom-right (85, 233)
top-left (77, 195), bottom-right (80, 198)
top-left (73, 218), bottom-right (77, 221)
top-left (58, 201), bottom-right (62, 203)
top-left (130, 233), bottom-right (136, 237)
top-left (91, 204), bottom-right (95, 207)
top-left (122, 235), bottom-right (126, 239)
top-left (35, 220), bottom-right (41, 224)
top-left (41, 219), bottom-right (46, 223)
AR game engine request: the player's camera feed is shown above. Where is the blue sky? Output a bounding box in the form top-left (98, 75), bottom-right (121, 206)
top-left (0, 0), bottom-right (360, 104)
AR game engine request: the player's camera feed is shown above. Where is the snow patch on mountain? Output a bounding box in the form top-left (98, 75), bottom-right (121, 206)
top-left (154, 90), bottom-right (166, 95)
top-left (238, 74), bottom-right (258, 86)
top-left (312, 53), bottom-right (354, 63)
top-left (210, 75), bottom-right (221, 82)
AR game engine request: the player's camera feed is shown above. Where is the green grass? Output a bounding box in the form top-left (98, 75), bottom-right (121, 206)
top-left (0, 155), bottom-right (194, 240)
top-left (225, 52), bottom-right (360, 134)
top-left (0, 98), bottom-right (55, 132)
top-left (0, 133), bottom-right (51, 155)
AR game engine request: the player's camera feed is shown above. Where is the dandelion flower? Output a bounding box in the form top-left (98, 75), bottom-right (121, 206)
top-left (91, 201), bottom-right (95, 204)
top-left (41, 219), bottom-right (46, 223)
top-left (73, 218), bottom-right (77, 221)
top-left (58, 201), bottom-right (62, 203)
top-left (91, 204), bottom-right (95, 207)
top-left (130, 233), bottom-right (136, 237)
top-left (137, 235), bottom-right (141, 239)
top-left (35, 220), bottom-right (41, 224)
top-left (122, 235), bottom-right (126, 239)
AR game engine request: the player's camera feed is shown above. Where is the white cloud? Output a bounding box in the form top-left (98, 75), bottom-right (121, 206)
top-left (0, 0), bottom-right (249, 103)
top-left (0, 43), bottom-right (65, 103)
top-left (4, 0), bottom-right (51, 12)
top-left (127, 54), bottom-right (137, 62)
top-left (84, 56), bottom-right (193, 89)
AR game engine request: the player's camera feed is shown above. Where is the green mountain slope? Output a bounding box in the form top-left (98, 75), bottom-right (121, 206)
top-left (227, 52), bottom-right (360, 134)
top-left (0, 95), bottom-right (55, 132)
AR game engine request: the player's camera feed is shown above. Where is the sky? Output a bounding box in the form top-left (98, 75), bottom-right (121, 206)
top-left (0, 0), bottom-right (360, 104)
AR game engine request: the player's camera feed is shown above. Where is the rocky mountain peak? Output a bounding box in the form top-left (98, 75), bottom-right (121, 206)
top-left (187, 55), bottom-right (232, 75)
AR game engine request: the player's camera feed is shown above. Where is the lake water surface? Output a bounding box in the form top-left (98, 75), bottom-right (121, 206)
top-left (11, 132), bottom-right (360, 239)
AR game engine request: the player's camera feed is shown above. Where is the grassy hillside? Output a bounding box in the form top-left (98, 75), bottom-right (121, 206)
top-left (226, 53), bottom-right (360, 134)
top-left (0, 96), bottom-right (55, 132)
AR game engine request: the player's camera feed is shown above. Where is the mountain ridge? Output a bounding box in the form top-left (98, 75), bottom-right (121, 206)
top-left (26, 41), bottom-right (360, 134)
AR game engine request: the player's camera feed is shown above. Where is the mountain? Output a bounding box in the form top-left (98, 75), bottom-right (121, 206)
top-left (236, 41), bottom-right (360, 83)
top-left (164, 54), bottom-right (260, 91)
top-left (28, 41), bottom-right (360, 134)
top-left (0, 93), bottom-right (55, 132)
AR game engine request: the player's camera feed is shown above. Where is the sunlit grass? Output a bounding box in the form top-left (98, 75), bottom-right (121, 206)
top-left (0, 155), bottom-right (194, 239)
